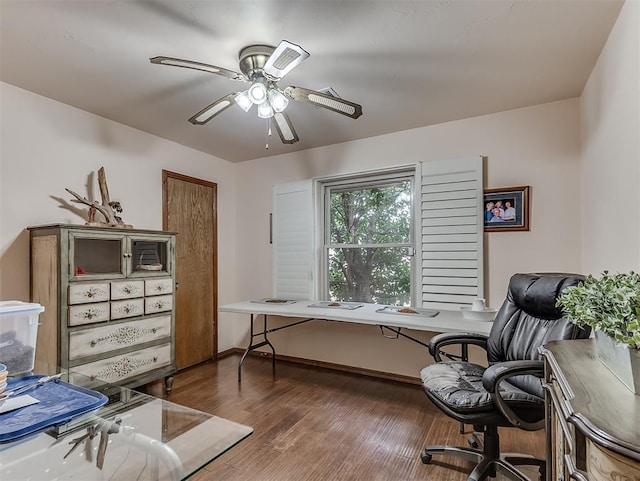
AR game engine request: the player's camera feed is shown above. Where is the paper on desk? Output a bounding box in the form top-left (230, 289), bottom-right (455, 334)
top-left (0, 394), bottom-right (40, 414)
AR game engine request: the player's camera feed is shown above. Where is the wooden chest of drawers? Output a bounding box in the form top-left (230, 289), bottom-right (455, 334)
top-left (29, 224), bottom-right (177, 393)
top-left (542, 340), bottom-right (640, 481)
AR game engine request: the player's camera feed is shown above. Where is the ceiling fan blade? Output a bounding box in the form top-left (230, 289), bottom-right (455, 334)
top-left (263, 41), bottom-right (310, 80)
top-left (272, 112), bottom-right (299, 144)
top-left (150, 56), bottom-right (246, 82)
top-left (188, 93), bottom-right (238, 125)
top-left (284, 86), bottom-right (363, 119)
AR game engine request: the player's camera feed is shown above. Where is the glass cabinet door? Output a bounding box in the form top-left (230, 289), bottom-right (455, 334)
top-left (129, 236), bottom-right (172, 276)
top-left (69, 232), bottom-right (126, 279)
top-left (69, 232), bottom-right (173, 280)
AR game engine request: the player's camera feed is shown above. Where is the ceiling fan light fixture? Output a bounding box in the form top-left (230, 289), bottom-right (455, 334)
top-left (268, 89), bottom-right (289, 113)
top-left (248, 81), bottom-right (268, 104)
top-left (235, 91), bottom-right (253, 112)
top-left (257, 102), bottom-right (274, 119)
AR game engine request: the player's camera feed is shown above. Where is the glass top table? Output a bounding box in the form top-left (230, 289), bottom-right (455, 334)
top-left (0, 371), bottom-right (253, 481)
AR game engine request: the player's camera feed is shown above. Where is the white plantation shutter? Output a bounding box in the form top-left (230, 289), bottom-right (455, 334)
top-left (272, 180), bottom-right (315, 299)
top-left (272, 160), bottom-right (484, 309)
top-left (419, 156), bottom-right (484, 310)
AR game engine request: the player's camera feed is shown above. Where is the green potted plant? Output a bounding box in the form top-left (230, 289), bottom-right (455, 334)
top-left (557, 271), bottom-right (640, 394)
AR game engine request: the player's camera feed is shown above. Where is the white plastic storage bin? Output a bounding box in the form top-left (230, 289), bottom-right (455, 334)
top-left (0, 301), bottom-right (44, 375)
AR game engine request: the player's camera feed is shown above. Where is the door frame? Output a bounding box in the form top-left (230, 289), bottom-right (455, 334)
top-left (162, 170), bottom-right (218, 362)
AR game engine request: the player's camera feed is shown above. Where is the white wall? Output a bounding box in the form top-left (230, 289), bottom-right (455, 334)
top-left (5, 0), bottom-right (635, 380)
top-left (0, 82), bottom-right (239, 350)
top-left (229, 98), bottom-right (583, 377)
top-left (580, 0), bottom-right (640, 274)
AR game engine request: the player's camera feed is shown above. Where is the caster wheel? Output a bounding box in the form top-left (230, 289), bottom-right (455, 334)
top-left (468, 435), bottom-right (480, 449)
top-left (420, 451), bottom-right (433, 464)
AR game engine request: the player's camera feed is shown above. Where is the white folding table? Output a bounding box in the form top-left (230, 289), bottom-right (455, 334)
top-left (218, 300), bottom-right (494, 381)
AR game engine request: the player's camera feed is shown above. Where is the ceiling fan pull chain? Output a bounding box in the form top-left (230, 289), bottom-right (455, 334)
top-left (265, 118), bottom-right (272, 150)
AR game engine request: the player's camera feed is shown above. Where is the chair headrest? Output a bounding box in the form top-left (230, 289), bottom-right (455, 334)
top-left (508, 273), bottom-right (585, 320)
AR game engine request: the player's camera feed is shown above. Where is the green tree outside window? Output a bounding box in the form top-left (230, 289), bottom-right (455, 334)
top-left (327, 180), bottom-right (412, 305)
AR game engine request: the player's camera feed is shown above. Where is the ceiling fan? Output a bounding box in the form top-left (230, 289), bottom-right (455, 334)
top-left (150, 40), bottom-right (363, 145)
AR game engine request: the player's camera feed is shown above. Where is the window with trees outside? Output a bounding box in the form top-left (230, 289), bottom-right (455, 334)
top-left (272, 157), bottom-right (484, 310)
top-left (324, 175), bottom-right (414, 306)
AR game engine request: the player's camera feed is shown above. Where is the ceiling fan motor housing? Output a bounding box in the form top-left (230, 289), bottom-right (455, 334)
top-left (238, 45), bottom-right (275, 79)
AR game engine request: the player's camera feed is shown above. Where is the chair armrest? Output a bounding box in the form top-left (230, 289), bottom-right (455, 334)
top-left (483, 360), bottom-right (545, 431)
top-left (428, 332), bottom-right (489, 362)
top-left (482, 360), bottom-right (544, 392)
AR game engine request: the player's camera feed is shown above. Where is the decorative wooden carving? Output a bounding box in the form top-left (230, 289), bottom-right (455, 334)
top-left (66, 167), bottom-right (132, 228)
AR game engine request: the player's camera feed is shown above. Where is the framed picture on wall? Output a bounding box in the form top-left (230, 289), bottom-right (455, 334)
top-left (483, 186), bottom-right (530, 232)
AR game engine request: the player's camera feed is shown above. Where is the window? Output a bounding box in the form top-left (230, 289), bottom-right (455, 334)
top-left (272, 156), bottom-right (484, 310)
top-left (324, 176), bottom-right (414, 305)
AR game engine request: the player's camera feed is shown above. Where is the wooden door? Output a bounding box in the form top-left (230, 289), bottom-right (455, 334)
top-left (163, 171), bottom-right (217, 369)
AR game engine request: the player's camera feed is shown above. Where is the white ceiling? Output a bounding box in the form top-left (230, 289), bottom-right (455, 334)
top-left (0, 1), bottom-right (624, 163)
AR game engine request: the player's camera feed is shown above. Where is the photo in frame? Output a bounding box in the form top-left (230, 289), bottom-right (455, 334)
top-left (483, 186), bottom-right (530, 232)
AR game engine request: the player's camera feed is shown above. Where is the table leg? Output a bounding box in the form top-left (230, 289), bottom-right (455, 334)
top-left (263, 314), bottom-right (276, 374)
top-left (238, 314), bottom-right (277, 382)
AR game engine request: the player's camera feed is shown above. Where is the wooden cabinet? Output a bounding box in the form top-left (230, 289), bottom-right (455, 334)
top-left (542, 340), bottom-right (640, 481)
top-left (587, 441), bottom-right (640, 481)
top-left (29, 224), bottom-right (177, 393)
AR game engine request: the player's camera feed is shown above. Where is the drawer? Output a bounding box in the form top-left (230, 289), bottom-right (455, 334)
top-left (145, 278), bottom-right (174, 296)
top-left (111, 280), bottom-right (144, 300)
top-left (69, 343), bottom-right (171, 384)
top-left (68, 315), bottom-right (172, 360)
top-left (145, 294), bottom-right (173, 314)
top-left (68, 302), bottom-right (110, 326)
top-left (587, 440), bottom-right (640, 481)
top-left (68, 283), bottom-right (110, 305)
top-left (111, 298), bottom-right (144, 320)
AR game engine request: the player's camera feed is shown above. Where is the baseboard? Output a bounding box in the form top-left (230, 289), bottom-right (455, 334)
top-left (221, 347), bottom-right (422, 385)
top-left (217, 347), bottom-right (238, 359)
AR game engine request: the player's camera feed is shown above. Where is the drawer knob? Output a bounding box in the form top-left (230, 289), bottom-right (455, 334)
top-left (81, 309), bottom-right (101, 320)
top-left (85, 288), bottom-right (102, 298)
top-left (123, 285), bottom-right (135, 294)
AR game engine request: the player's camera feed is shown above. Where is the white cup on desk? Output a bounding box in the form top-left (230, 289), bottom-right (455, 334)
top-left (471, 299), bottom-right (486, 311)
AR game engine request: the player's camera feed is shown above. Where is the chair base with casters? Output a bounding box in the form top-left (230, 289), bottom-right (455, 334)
top-left (421, 425), bottom-right (545, 481)
top-left (419, 356), bottom-right (548, 481)
top-left (465, 423), bottom-right (484, 450)
top-left (418, 273), bottom-right (592, 481)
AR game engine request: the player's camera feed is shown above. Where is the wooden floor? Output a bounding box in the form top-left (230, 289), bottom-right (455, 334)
top-left (144, 354), bottom-right (545, 481)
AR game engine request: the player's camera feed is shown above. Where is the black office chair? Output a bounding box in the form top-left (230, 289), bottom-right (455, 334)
top-left (419, 273), bottom-right (591, 481)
